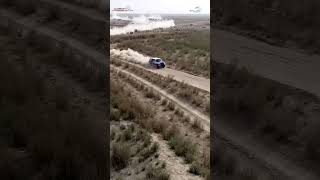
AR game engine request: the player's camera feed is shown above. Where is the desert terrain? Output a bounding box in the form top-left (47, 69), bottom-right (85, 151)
top-left (110, 13), bottom-right (211, 179)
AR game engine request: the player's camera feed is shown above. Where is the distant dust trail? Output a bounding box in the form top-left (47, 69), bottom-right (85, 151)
top-left (110, 15), bottom-right (175, 36)
top-left (110, 48), bottom-right (150, 64)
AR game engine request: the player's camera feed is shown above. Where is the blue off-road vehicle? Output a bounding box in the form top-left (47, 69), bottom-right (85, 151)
top-left (149, 57), bottom-right (166, 69)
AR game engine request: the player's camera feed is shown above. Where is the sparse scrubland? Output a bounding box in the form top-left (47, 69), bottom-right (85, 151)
top-left (213, 60), bottom-right (320, 172)
top-left (111, 30), bottom-right (210, 78)
top-left (110, 123), bottom-right (169, 179)
top-left (0, 29), bottom-right (107, 179)
top-left (110, 77), bottom-right (170, 179)
top-left (110, 70), bottom-right (210, 178)
top-left (111, 59), bottom-right (210, 115)
top-left (110, 15), bottom-right (210, 179)
top-left (213, 0), bottom-right (320, 53)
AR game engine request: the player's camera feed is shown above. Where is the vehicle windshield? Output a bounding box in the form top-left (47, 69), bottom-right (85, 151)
top-left (155, 59), bottom-right (160, 62)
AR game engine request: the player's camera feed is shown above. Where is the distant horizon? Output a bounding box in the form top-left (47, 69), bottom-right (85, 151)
top-left (111, 12), bottom-right (210, 16)
top-left (111, 0), bottom-right (210, 14)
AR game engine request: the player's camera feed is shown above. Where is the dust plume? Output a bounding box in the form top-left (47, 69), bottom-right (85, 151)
top-left (110, 48), bottom-right (150, 64)
top-left (110, 15), bottom-right (175, 36)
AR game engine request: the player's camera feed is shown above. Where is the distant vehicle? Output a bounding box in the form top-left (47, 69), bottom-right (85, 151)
top-left (112, 5), bottom-right (133, 12)
top-left (190, 6), bottom-right (201, 13)
top-left (149, 57), bottom-right (166, 69)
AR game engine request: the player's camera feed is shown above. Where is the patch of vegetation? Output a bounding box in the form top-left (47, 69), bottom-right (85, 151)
top-left (111, 78), bottom-right (153, 121)
top-left (146, 166), bottom-right (170, 180)
top-left (168, 135), bottom-right (196, 163)
top-left (192, 118), bottom-right (203, 131)
top-left (112, 30), bottom-right (210, 77)
top-left (110, 123), bottom-right (161, 176)
top-left (139, 143), bottom-right (159, 162)
top-left (111, 142), bottom-right (131, 170)
top-left (111, 70), bottom-right (209, 177)
top-left (111, 59), bottom-right (209, 115)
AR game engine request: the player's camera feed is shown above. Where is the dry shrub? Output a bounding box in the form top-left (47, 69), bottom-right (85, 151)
top-left (111, 142), bottom-right (131, 170)
top-left (145, 88), bottom-right (156, 99)
top-left (174, 109), bottom-right (184, 117)
top-left (189, 162), bottom-right (204, 176)
top-left (166, 102), bottom-right (175, 111)
top-left (192, 118), bottom-right (203, 131)
top-left (161, 98), bottom-right (168, 106)
top-left (139, 143), bottom-right (159, 161)
top-left (151, 120), bottom-right (170, 135)
top-left (168, 135), bottom-right (196, 163)
top-left (146, 166), bottom-right (170, 180)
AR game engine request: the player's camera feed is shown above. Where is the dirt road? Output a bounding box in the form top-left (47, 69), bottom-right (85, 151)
top-left (213, 28), bottom-right (320, 97)
top-left (113, 59), bottom-right (320, 179)
top-left (112, 33), bottom-right (320, 179)
top-left (146, 66), bottom-right (210, 92)
top-left (111, 64), bottom-right (210, 132)
top-left (110, 53), bottom-right (210, 92)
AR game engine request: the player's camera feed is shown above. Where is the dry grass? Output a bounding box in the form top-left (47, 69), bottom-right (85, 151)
top-left (111, 123), bottom-right (163, 177)
top-left (146, 166), bottom-right (170, 180)
top-left (113, 30), bottom-right (210, 77)
top-left (168, 135), bottom-right (196, 163)
top-left (192, 118), bottom-right (203, 131)
top-left (111, 71), bottom-right (209, 177)
top-left (0, 32), bottom-right (107, 179)
top-left (111, 142), bottom-right (131, 170)
top-left (112, 59), bottom-right (209, 114)
top-left (111, 78), bottom-right (153, 121)
top-left (139, 143), bottom-right (159, 162)
top-left (166, 102), bottom-right (175, 111)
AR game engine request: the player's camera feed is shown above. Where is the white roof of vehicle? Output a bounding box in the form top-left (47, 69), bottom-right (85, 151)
top-left (151, 57), bottom-right (162, 60)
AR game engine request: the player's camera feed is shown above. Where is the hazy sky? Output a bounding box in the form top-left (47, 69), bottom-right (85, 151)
top-left (110, 0), bottom-right (210, 14)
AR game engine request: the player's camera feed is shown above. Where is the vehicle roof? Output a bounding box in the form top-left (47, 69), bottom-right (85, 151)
top-left (150, 57), bottom-right (162, 60)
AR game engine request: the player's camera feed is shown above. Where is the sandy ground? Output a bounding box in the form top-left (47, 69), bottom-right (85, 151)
top-left (141, 63), bottom-right (210, 92)
top-left (151, 134), bottom-right (203, 180)
top-left (152, 68), bottom-right (210, 92)
top-left (213, 28), bottom-right (320, 98)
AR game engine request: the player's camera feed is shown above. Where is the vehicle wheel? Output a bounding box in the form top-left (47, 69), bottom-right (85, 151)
top-left (156, 65), bottom-right (160, 69)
